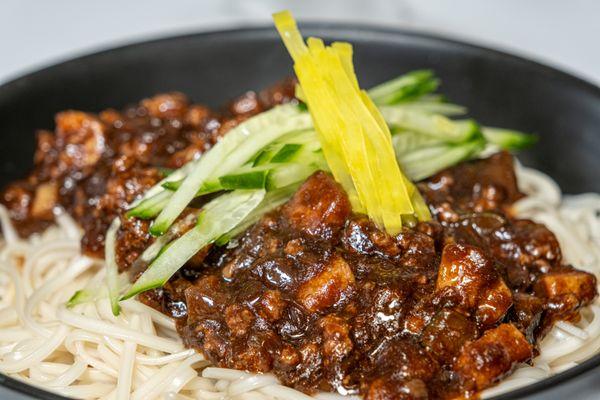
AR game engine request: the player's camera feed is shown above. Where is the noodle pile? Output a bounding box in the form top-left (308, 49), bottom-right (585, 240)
top-left (0, 164), bottom-right (598, 400)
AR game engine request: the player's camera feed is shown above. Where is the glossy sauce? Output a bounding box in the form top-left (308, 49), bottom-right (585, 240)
top-left (1, 82), bottom-right (596, 400)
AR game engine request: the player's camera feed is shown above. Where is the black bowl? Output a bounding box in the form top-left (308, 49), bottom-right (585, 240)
top-left (0, 23), bottom-right (599, 400)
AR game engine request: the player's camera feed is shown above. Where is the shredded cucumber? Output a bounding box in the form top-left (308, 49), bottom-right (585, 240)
top-left (105, 218), bottom-right (123, 315)
top-left (161, 139), bottom-right (324, 196)
top-left (150, 105), bottom-right (311, 236)
top-left (266, 163), bottom-right (319, 190)
top-left (126, 190), bottom-right (172, 219)
top-left (368, 70), bottom-right (439, 105)
top-left (390, 101), bottom-right (467, 116)
top-left (128, 158), bottom-right (198, 211)
top-left (392, 131), bottom-right (444, 155)
top-left (123, 189), bottom-right (266, 298)
top-left (252, 146), bottom-right (279, 166)
top-left (482, 127), bottom-right (537, 150)
top-left (397, 139), bottom-right (485, 181)
top-left (271, 143), bottom-right (303, 163)
top-left (220, 170), bottom-right (270, 190)
top-left (380, 107), bottom-right (480, 143)
top-left (129, 212), bottom-right (198, 275)
top-left (67, 273), bottom-right (129, 308)
top-left (216, 184), bottom-right (300, 245)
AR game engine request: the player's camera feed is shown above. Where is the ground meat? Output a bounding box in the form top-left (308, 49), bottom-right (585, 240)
top-left (0, 80), bottom-right (295, 254)
top-left (2, 81), bottom-right (597, 400)
top-left (174, 161), bottom-right (595, 399)
top-left (455, 324), bottom-right (533, 391)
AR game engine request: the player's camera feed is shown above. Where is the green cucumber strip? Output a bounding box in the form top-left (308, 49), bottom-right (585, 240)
top-left (67, 273), bottom-right (128, 308)
top-left (398, 139), bottom-right (485, 181)
top-left (393, 101), bottom-right (467, 116)
top-left (266, 163), bottom-right (318, 191)
top-left (250, 129), bottom-right (316, 167)
top-left (270, 143), bottom-right (303, 163)
top-left (128, 157), bottom-right (198, 209)
top-left (418, 94), bottom-right (447, 103)
top-left (275, 129), bottom-right (319, 146)
top-left (392, 131), bottom-right (444, 156)
top-left (162, 179), bottom-right (223, 197)
top-left (129, 212), bottom-right (198, 274)
top-left (482, 127), bottom-right (537, 150)
top-left (252, 146), bottom-right (278, 166)
top-left (126, 190), bottom-right (172, 220)
top-left (381, 107), bottom-right (480, 143)
top-left (161, 180), bottom-right (180, 191)
top-left (105, 218), bottom-right (123, 316)
top-left (213, 116), bottom-right (312, 178)
top-left (216, 184), bottom-right (300, 245)
top-left (123, 189), bottom-right (266, 298)
top-left (150, 105), bottom-right (311, 236)
top-left (368, 70), bottom-right (439, 105)
top-left (67, 290), bottom-right (96, 308)
top-left (219, 170), bottom-right (270, 190)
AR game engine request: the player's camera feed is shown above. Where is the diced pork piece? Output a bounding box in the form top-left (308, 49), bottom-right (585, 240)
top-left (318, 315), bottom-right (353, 361)
top-left (101, 156), bottom-right (163, 210)
top-left (364, 338), bottom-right (439, 399)
top-left (30, 182), bottom-right (58, 219)
top-left (54, 111), bottom-right (106, 175)
top-left (229, 331), bottom-right (276, 372)
top-left (1, 182), bottom-right (33, 222)
top-left (475, 278), bottom-right (513, 328)
top-left (228, 91), bottom-right (264, 116)
top-left (258, 77), bottom-right (297, 109)
top-left (455, 323), bottom-right (533, 391)
top-left (225, 304), bottom-right (255, 337)
top-left (141, 92), bottom-right (189, 119)
top-left (254, 289), bottom-right (287, 322)
top-left (342, 217), bottom-right (437, 271)
top-left (397, 228), bottom-right (438, 269)
top-left (343, 216), bottom-right (402, 258)
top-left (184, 104), bottom-right (213, 127)
top-left (221, 215), bottom-right (284, 280)
top-left (167, 143), bottom-right (200, 168)
top-left (421, 310), bottom-right (478, 364)
top-left (437, 244), bottom-right (513, 325)
top-left (490, 219), bottom-right (563, 288)
top-left (185, 275), bottom-right (227, 321)
top-left (282, 171), bottom-right (351, 240)
top-left (436, 244), bottom-right (497, 309)
top-left (0, 181), bottom-right (55, 237)
top-left (510, 293), bottom-right (544, 342)
top-left (420, 152), bottom-right (522, 217)
top-left (296, 254), bottom-right (355, 313)
top-left (534, 269), bottom-right (597, 317)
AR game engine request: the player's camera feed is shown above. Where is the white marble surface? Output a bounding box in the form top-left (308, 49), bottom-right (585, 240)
top-left (0, 1), bottom-right (599, 399)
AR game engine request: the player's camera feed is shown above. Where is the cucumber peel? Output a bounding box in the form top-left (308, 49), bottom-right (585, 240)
top-left (123, 189), bottom-right (266, 299)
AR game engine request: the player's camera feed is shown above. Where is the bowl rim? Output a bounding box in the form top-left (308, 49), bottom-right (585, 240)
top-left (0, 21), bottom-right (599, 400)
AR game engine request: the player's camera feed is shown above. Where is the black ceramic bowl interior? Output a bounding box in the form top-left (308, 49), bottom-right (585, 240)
top-left (0, 23), bottom-right (599, 400)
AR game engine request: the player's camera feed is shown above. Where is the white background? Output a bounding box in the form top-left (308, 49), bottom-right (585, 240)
top-left (1, 0), bottom-right (599, 86)
top-left (0, 1), bottom-right (599, 399)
